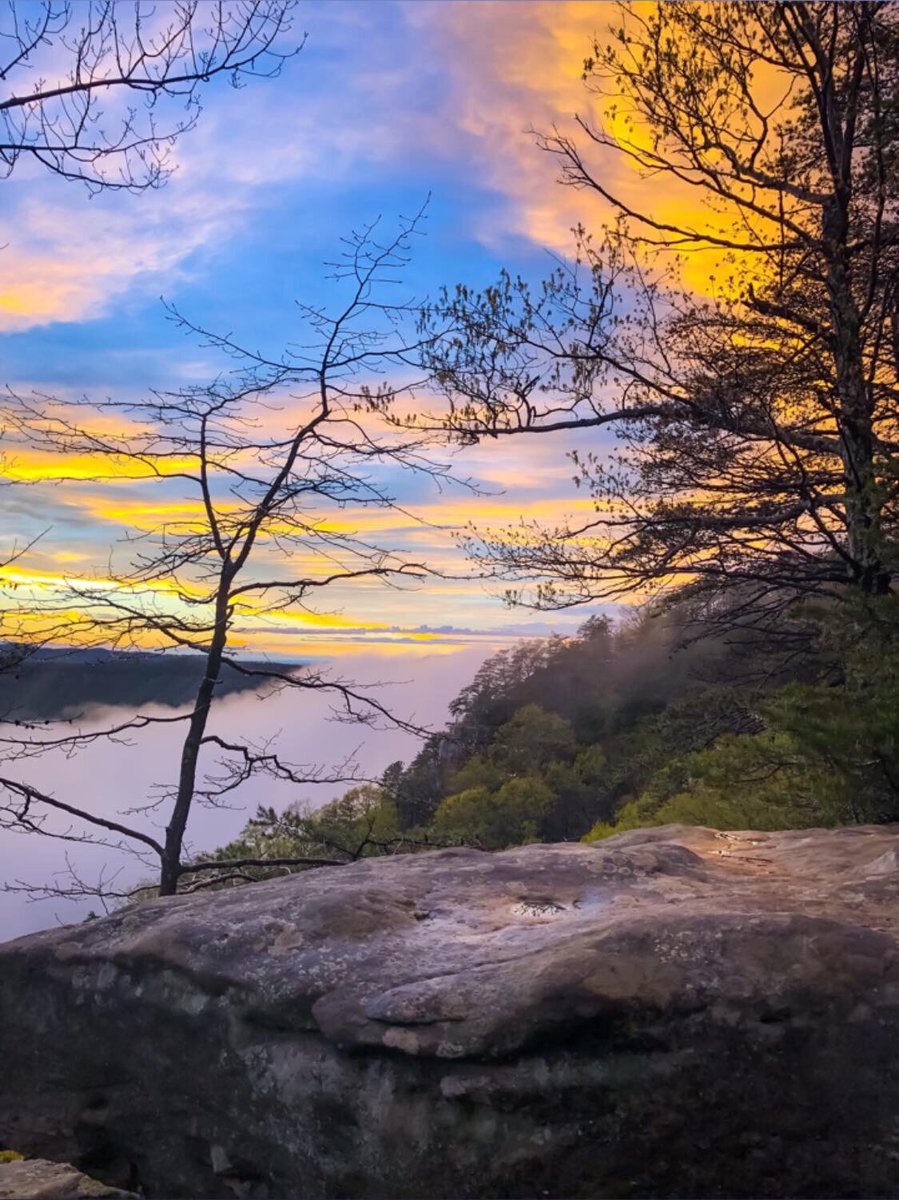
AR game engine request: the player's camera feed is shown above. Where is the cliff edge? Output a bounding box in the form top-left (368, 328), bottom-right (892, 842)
top-left (1, 825), bottom-right (898, 1197)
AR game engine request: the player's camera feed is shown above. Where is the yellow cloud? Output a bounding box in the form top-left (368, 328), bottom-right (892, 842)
top-left (0, 566), bottom-right (123, 592)
top-left (432, 2), bottom-right (791, 294)
top-left (5, 451), bottom-right (198, 484)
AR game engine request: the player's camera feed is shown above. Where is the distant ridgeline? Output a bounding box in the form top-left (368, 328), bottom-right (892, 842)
top-left (0, 647), bottom-right (291, 719)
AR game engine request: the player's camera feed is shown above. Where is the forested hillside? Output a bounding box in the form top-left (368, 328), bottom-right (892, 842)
top-left (204, 594), bottom-right (899, 884)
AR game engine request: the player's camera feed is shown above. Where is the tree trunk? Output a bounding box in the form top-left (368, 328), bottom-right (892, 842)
top-left (823, 195), bottom-right (891, 596)
top-left (159, 579), bottom-right (233, 896)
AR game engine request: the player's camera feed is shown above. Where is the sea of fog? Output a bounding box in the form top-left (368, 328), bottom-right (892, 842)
top-left (0, 648), bottom-right (491, 940)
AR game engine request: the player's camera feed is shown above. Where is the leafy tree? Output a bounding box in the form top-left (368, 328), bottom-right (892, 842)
top-left (200, 786), bottom-right (405, 890)
top-left (308, 786), bottom-right (403, 858)
top-left (447, 753), bottom-right (506, 798)
top-left (586, 729), bottom-right (844, 840)
top-left (541, 743), bottom-right (610, 840)
top-left (430, 776), bottom-right (554, 851)
top-left (386, 736), bottom-right (448, 830)
top-left (431, 704), bottom-right (608, 846)
top-left (759, 597), bottom-right (899, 821)
top-left (446, 703), bottom-right (578, 796)
top-left (489, 703), bottom-right (578, 774)
top-left (420, 2), bottom-right (899, 631)
top-left (447, 638), bottom-right (570, 754)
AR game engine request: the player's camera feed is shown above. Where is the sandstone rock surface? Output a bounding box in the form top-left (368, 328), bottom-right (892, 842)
top-left (0, 1159), bottom-right (136, 1199)
top-left (1, 825), bottom-right (898, 1198)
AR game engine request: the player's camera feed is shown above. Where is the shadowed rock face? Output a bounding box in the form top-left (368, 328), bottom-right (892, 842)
top-left (1, 825), bottom-right (898, 1199)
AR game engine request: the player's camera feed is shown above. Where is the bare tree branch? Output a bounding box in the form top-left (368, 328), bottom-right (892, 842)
top-left (1, 212), bottom-right (462, 901)
top-left (0, 1), bottom-right (302, 191)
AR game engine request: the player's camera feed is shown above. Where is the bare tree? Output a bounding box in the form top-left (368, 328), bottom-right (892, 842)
top-left (0, 0), bottom-right (300, 191)
top-left (0, 0), bottom-right (301, 628)
top-left (0, 213), bottom-right (459, 899)
top-left (419, 1), bottom-right (899, 628)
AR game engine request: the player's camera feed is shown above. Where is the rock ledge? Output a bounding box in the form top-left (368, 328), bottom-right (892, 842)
top-left (1, 824), bottom-right (898, 1198)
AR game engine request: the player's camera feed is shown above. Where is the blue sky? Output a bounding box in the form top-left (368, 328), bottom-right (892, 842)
top-left (1, 1), bottom-right (629, 658)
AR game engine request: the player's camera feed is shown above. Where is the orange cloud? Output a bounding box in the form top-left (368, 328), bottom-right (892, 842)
top-left (429, 2), bottom-right (790, 293)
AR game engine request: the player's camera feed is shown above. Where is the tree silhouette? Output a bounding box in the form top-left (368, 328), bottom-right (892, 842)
top-left (421, 1), bottom-right (899, 629)
top-left (0, 0), bottom-right (300, 191)
top-left (0, 213), bottom-right (459, 899)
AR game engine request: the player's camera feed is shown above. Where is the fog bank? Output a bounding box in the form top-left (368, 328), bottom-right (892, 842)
top-left (0, 648), bottom-right (491, 940)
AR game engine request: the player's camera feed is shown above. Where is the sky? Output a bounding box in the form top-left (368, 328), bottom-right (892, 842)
top-left (0, 0), bottom-right (652, 661)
